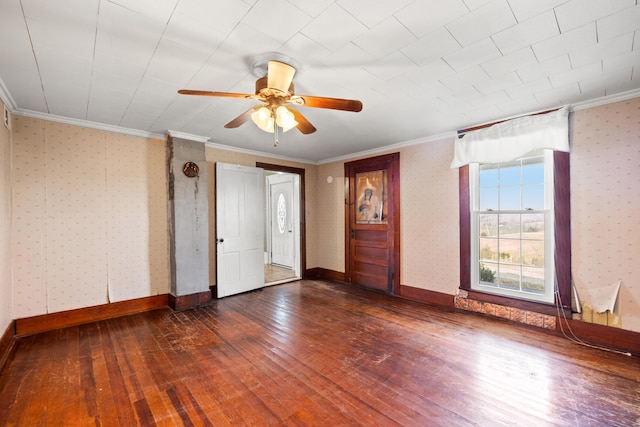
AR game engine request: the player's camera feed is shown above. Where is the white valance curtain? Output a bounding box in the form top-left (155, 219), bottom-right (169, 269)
top-left (450, 107), bottom-right (570, 168)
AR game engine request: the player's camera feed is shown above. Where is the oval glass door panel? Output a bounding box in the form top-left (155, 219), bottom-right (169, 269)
top-left (277, 193), bottom-right (287, 234)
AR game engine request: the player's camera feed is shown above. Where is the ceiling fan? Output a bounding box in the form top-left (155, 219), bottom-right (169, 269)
top-left (178, 60), bottom-right (362, 141)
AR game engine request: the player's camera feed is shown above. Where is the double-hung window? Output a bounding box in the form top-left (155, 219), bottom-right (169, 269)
top-left (452, 108), bottom-right (571, 310)
top-left (469, 149), bottom-right (555, 303)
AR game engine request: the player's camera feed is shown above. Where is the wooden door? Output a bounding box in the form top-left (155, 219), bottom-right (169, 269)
top-left (216, 162), bottom-right (265, 298)
top-left (345, 153), bottom-right (400, 293)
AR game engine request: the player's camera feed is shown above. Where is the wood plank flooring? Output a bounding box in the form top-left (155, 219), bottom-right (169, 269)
top-left (264, 264), bottom-right (297, 285)
top-left (1, 280), bottom-right (639, 426)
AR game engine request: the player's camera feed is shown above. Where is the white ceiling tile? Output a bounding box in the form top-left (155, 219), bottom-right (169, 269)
top-left (243, 0), bottom-right (313, 41)
top-left (22, 1), bottom-right (98, 54)
top-left (516, 54), bottom-right (571, 82)
top-left (363, 51), bottom-right (418, 80)
top-left (443, 38), bottom-right (502, 71)
top-left (353, 17), bottom-right (416, 58)
top-left (603, 50), bottom-right (640, 74)
top-left (554, 0), bottom-right (635, 33)
top-left (401, 28), bottom-right (461, 66)
top-left (579, 68), bottom-right (635, 96)
top-left (464, 105), bottom-right (505, 125)
top-left (534, 82), bottom-right (581, 105)
top-left (492, 11), bottom-right (559, 54)
top-left (337, 0), bottom-right (415, 28)
top-left (301, 4), bottom-right (368, 51)
top-left (506, 78), bottom-right (553, 99)
top-left (87, 99), bottom-right (130, 125)
top-left (462, 0), bottom-right (492, 11)
top-left (506, 0), bottom-right (569, 22)
top-left (163, 12), bottom-right (227, 53)
top-left (395, 0), bottom-right (468, 38)
top-left (532, 22), bottom-right (596, 62)
top-left (474, 71), bottom-right (521, 95)
top-left (288, 0), bottom-right (334, 17)
top-left (635, 29), bottom-right (640, 50)
top-left (496, 94), bottom-right (541, 115)
top-left (570, 33), bottom-right (633, 69)
top-left (481, 47), bottom-right (537, 78)
top-left (597, 5), bottom-right (640, 42)
top-left (469, 90), bottom-right (511, 108)
top-left (446, 0), bottom-right (516, 47)
top-left (42, 83), bottom-right (90, 118)
top-left (279, 34), bottom-right (333, 69)
top-left (99, 0), bottom-right (178, 22)
top-left (321, 43), bottom-right (375, 69)
top-left (440, 65), bottom-right (490, 91)
top-left (174, 0), bottom-right (250, 36)
top-left (409, 59), bottom-right (457, 85)
top-left (145, 40), bottom-right (211, 85)
top-left (549, 61), bottom-right (602, 88)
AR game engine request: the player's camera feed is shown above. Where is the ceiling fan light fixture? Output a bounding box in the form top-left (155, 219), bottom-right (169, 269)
top-left (275, 106), bottom-right (298, 132)
top-left (251, 106), bottom-right (274, 133)
top-left (267, 61), bottom-right (296, 93)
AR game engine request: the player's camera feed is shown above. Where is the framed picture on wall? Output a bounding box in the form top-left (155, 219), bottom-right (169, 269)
top-left (355, 169), bottom-right (387, 224)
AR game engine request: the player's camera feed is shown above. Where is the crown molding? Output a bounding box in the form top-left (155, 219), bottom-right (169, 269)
top-left (167, 130), bottom-right (210, 143)
top-left (0, 77), bottom-right (17, 111)
top-left (570, 88), bottom-right (640, 111)
top-left (204, 140), bottom-right (315, 165)
top-left (13, 108), bottom-right (166, 140)
top-left (317, 131), bottom-right (456, 165)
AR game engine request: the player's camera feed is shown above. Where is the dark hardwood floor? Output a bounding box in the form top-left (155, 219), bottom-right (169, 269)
top-left (1, 280), bottom-right (639, 426)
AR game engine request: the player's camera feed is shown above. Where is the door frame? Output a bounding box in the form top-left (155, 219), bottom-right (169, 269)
top-left (256, 162), bottom-right (307, 279)
top-left (344, 153), bottom-right (400, 294)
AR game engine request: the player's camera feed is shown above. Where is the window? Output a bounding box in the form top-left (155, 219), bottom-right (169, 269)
top-left (470, 150), bottom-right (554, 303)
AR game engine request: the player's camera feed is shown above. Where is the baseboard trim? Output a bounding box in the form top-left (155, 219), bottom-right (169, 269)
top-left (0, 321), bottom-right (15, 373)
top-left (306, 267), bottom-right (346, 282)
top-left (560, 318), bottom-right (640, 356)
top-left (398, 285), bottom-right (455, 308)
top-left (15, 294), bottom-right (169, 337)
top-left (168, 290), bottom-right (212, 311)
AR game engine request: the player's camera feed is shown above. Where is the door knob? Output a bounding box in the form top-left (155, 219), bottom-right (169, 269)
top-left (217, 238), bottom-right (224, 243)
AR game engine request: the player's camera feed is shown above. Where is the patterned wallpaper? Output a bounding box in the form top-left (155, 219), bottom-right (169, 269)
top-left (571, 98), bottom-right (640, 332)
top-left (0, 101), bottom-right (11, 333)
top-left (204, 147), bottom-right (317, 287)
top-left (316, 98), bottom-right (640, 333)
top-left (11, 117), bottom-right (168, 318)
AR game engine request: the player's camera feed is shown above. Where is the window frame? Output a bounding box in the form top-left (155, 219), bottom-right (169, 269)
top-left (459, 151), bottom-right (571, 316)
top-left (469, 150), bottom-right (554, 303)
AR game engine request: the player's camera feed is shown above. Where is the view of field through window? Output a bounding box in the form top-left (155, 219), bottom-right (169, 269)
top-left (477, 152), bottom-right (546, 295)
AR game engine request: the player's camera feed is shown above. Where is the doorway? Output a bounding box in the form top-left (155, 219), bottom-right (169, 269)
top-left (344, 153), bottom-right (400, 294)
top-left (258, 163), bottom-right (306, 286)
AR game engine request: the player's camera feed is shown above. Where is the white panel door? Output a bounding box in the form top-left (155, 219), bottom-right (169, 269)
top-left (268, 173), bottom-right (294, 268)
top-left (216, 163), bottom-right (264, 298)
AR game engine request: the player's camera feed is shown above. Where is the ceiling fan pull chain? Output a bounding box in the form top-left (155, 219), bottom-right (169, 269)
top-left (274, 124), bottom-right (279, 147)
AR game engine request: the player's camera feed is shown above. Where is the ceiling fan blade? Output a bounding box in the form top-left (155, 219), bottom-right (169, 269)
top-left (289, 107), bottom-right (317, 134)
top-left (292, 95), bottom-right (363, 112)
top-left (178, 89), bottom-right (255, 99)
top-left (224, 107), bottom-right (256, 128)
top-left (267, 61), bottom-right (296, 93)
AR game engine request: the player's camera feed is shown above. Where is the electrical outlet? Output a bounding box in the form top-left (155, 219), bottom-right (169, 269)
top-left (3, 105), bottom-right (9, 130)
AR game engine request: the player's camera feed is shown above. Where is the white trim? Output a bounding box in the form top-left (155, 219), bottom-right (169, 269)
top-left (167, 130), bottom-right (210, 142)
top-left (0, 77), bottom-right (17, 111)
top-left (204, 140), bottom-right (315, 165)
top-left (13, 108), bottom-right (166, 140)
top-left (317, 131), bottom-right (457, 165)
top-left (571, 88), bottom-right (640, 111)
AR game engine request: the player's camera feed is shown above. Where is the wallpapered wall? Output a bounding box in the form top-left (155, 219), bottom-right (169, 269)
top-left (204, 147), bottom-right (317, 287)
top-left (11, 117), bottom-right (168, 318)
top-left (0, 100), bottom-right (11, 334)
top-left (315, 98), bottom-right (640, 333)
top-left (571, 98), bottom-right (640, 331)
